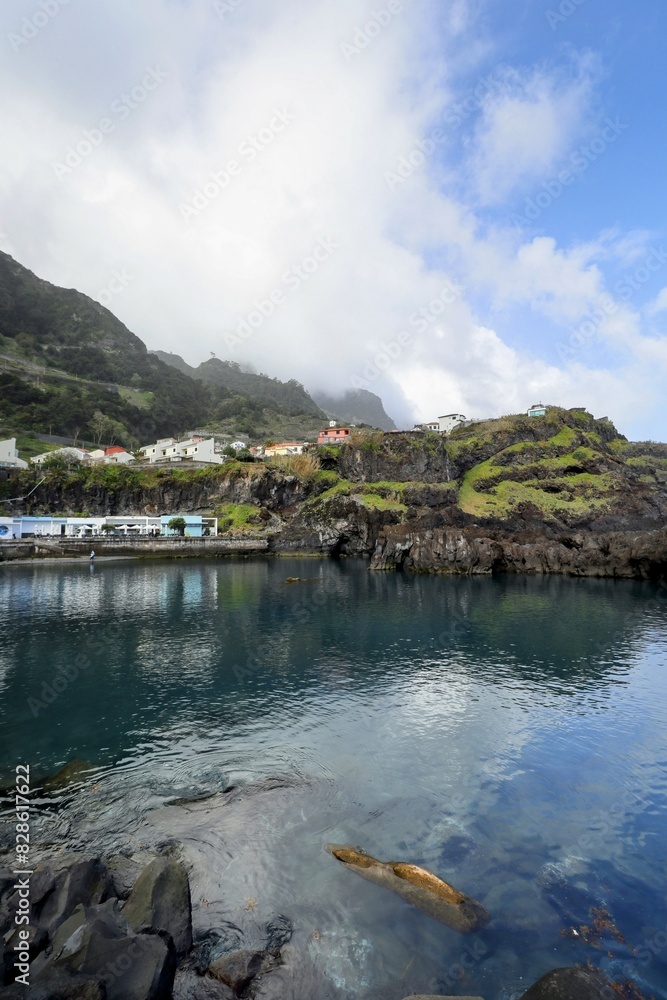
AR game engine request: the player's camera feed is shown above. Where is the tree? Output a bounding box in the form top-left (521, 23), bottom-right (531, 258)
top-left (168, 517), bottom-right (186, 536)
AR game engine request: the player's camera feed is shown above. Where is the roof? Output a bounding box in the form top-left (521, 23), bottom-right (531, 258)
top-left (105, 446), bottom-right (126, 455)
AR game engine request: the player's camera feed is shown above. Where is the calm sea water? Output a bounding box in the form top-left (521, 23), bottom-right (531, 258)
top-left (1, 558), bottom-right (667, 999)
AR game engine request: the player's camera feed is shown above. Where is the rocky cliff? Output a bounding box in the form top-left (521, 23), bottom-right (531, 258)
top-left (3, 408), bottom-right (667, 579)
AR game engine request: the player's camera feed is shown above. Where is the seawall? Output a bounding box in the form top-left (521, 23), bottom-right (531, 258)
top-left (0, 536), bottom-right (270, 563)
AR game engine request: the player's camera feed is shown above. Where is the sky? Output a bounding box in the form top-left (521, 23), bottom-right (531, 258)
top-left (0, 0), bottom-right (666, 437)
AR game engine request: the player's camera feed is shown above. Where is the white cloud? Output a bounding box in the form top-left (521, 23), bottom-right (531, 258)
top-left (465, 53), bottom-right (600, 205)
top-left (0, 1), bottom-right (663, 440)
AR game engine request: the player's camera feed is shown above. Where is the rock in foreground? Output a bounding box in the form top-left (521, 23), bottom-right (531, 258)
top-left (325, 844), bottom-right (489, 933)
top-left (519, 966), bottom-right (630, 1000)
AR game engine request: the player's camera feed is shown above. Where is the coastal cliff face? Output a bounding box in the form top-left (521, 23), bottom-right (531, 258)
top-left (3, 408), bottom-right (667, 579)
top-left (369, 524), bottom-right (667, 579)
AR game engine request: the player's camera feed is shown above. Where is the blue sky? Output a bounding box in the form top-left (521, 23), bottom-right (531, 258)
top-left (0, 0), bottom-right (665, 437)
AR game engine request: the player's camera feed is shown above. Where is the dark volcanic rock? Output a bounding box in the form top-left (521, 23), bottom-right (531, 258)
top-left (370, 524), bottom-right (667, 580)
top-left (105, 855), bottom-right (145, 901)
top-left (208, 949), bottom-right (280, 995)
top-left (122, 857), bottom-right (192, 956)
top-left (36, 859), bottom-right (112, 940)
top-left (519, 966), bottom-right (617, 1000)
top-left (32, 900), bottom-right (176, 1000)
top-left (172, 969), bottom-right (234, 999)
top-left (2, 969), bottom-right (107, 998)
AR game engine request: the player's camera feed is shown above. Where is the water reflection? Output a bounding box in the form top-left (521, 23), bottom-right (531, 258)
top-left (0, 560), bottom-right (666, 998)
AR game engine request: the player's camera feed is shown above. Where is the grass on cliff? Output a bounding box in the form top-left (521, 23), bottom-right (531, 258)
top-left (214, 503), bottom-right (262, 533)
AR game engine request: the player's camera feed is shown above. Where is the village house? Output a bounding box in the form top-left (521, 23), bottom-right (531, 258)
top-left (413, 414), bottom-right (470, 434)
top-left (527, 403), bottom-right (547, 418)
top-left (318, 421), bottom-right (351, 446)
top-left (31, 446), bottom-right (91, 466)
top-left (138, 436), bottom-right (223, 464)
top-left (0, 438), bottom-right (28, 470)
top-left (264, 442), bottom-right (305, 457)
top-left (89, 446), bottom-right (136, 465)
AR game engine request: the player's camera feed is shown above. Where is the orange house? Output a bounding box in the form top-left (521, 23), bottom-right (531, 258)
top-left (318, 426), bottom-right (351, 445)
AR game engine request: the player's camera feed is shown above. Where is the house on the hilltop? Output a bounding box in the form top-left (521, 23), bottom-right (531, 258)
top-left (438, 413), bottom-right (469, 434)
top-left (318, 422), bottom-right (351, 445)
top-left (527, 403), bottom-right (547, 418)
top-left (0, 438), bottom-right (28, 470)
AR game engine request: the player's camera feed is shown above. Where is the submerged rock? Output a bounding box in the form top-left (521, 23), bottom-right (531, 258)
top-left (42, 760), bottom-right (93, 794)
top-left (122, 857), bottom-right (192, 955)
top-left (172, 968), bottom-right (235, 999)
top-left (325, 844), bottom-right (489, 933)
top-left (208, 949), bottom-right (281, 995)
top-left (518, 966), bottom-right (619, 1000)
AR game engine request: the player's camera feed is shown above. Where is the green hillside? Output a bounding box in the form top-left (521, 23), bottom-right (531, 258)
top-left (0, 253), bottom-right (330, 449)
top-left (0, 252), bottom-right (216, 445)
top-left (151, 351), bottom-right (324, 418)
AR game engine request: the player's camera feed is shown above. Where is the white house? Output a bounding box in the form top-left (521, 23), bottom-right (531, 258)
top-left (438, 414), bottom-right (469, 434)
top-left (138, 436), bottom-right (222, 464)
top-left (527, 403), bottom-right (547, 418)
top-left (0, 439), bottom-right (28, 470)
top-left (31, 447), bottom-right (91, 466)
top-left (413, 421), bottom-right (441, 433)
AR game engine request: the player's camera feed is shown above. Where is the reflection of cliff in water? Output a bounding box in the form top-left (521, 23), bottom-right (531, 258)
top-left (1, 560), bottom-right (664, 771)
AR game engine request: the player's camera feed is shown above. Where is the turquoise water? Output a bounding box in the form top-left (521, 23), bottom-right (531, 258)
top-left (1, 558), bottom-right (667, 998)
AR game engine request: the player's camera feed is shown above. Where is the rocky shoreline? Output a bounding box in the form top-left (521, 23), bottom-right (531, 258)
top-left (0, 850), bottom-right (637, 1000)
top-left (0, 763), bottom-right (649, 1000)
top-left (3, 523), bottom-right (667, 583)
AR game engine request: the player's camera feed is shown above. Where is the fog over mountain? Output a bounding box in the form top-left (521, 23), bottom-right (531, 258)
top-left (0, 1), bottom-right (665, 437)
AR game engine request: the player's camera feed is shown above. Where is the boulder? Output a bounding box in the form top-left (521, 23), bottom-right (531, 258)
top-left (37, 859), bottom-right (112, 940)
top-left (1, 969), bottom-right (106, 998)
top-left (208, 949), bottom-right (281, 995)
top-left (105, 855), bottom-right (146, 900)
top-left (122, 857), bottom-right (192, 956)
top-left (518, 967), bottom-right (616, 1000)
top-left (325, 844), bottom-right (489, 933)
top-left (32, 900), bottom-right (176, 1000)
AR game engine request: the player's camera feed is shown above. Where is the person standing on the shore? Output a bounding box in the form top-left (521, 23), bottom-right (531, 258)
top-left (90, 549), bottom-right (95, 561)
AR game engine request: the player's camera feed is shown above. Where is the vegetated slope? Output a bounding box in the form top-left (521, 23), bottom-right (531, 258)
top-left (0, 251), bottom-right (215, 444)
top-left (152, 351), bottom-right (325, 418)
top-left (311, 388), bottom-right (397, 431)
top-left (336, 409), bottom-right (667, 530)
